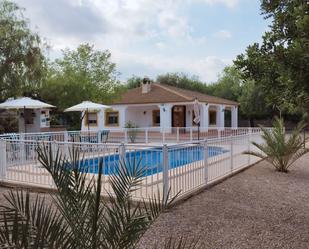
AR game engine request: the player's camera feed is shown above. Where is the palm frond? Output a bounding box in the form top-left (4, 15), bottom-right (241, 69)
top-left (0, 191), bottom-right (70, 249)
top-left (37, 143), bottom-right (102, 248)
top-left (244, 117), bottom-right (309, 172)
top-left (1, 143), bottom-right (196, 249)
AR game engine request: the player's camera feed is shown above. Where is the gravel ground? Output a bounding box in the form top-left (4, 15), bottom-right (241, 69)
top-left (0, 155), bottom-right (308, 249)
top-left (138, 154), bottom-right (309, 249)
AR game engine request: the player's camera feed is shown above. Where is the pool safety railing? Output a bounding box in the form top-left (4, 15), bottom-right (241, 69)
top-left (0, 127), bottom-right (268, 144)
top-left (0, 130), bottom-right (265, 202)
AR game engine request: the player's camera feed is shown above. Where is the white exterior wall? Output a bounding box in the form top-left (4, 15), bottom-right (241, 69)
top-left (19, 109), bottom-right (50, 133)
top-left (160, 104), bottom-right (172, 132)
top-left (215, 105), bottom-right (225, 130)
top-left (126, 105), bottom-right (159, 127)
top-left (81, 102), bottom-right (237, 131)
top-left (81, 108), bottom-right (105, 131)
top-left (231, 106), bottom-right (238, 128)
top-left (186, 105), bottom-right (194, 127)
top-left (200, 103), bottom-right (209, 131)
top-left (118, 106), bottom-right (127, 128)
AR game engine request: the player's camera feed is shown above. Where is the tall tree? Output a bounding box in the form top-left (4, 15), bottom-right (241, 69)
top-left (235, 0), bottom-right (309, 114)
top-left (206, 66), bottom-right (242, 102)
top-left (40, 44), bottom-right (120, 110)
top-left (157, 73), bottom-right (209, 92)
top-left (126, 75), bottom-right (143, 89)
top-left (238, 80), bottom-right (270, 126)
top-left (0, 0), bottom-right (46, 101)
top-left (39, 44), bottom-right (121, 129)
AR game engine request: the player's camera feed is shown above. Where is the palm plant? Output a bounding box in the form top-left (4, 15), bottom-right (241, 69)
top-left (125, 121), bottom-right (139, 143)
top-left (0, 144), bottom-right (199, 248)
top-left (245, 118), bottom-right (309, 173)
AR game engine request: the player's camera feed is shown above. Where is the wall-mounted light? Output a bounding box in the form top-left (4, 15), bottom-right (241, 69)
top-left (160, 104), bottom-right (166, 112)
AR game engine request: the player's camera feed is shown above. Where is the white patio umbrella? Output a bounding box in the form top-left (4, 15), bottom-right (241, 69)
top-left (193, 98), bottom-right (201, 140)
top-left (64, 101), bottom-right (110, 135)
top-left (0, 97), bottom-right (55, 133)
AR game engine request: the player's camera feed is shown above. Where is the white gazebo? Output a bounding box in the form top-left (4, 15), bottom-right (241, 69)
top-left (0, 97), bottom-right (55, 133)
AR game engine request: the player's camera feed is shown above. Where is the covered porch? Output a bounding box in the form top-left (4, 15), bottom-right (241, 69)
top-left (117, 102), bottom-right (238, 132)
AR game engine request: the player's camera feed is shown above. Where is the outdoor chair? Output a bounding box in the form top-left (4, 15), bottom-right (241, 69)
top-left (99, 130), bottom-right (110, 143)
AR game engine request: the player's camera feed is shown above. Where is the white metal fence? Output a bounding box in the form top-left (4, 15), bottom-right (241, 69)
top-left (0, 127), bottom-right (265, 144)
top-left (0, 129), bottom-right (264, 202)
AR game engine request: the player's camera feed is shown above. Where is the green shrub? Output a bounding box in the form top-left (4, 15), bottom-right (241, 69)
top-left (245, 117), bottom-right (309, 172)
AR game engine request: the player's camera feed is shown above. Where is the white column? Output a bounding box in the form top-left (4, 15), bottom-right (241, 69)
top-left (231, 106), bottom-right (238, 128)
top-left (159, 104), bottom-right (172, 133)
top-left (118, 106), bottom-right (127, 128)
top-left (217, 105), bottom-right (225, 130)
top-left (98, 109), bottom-right (105, 130)
top-left (200, 104), bottom-right (209, 131)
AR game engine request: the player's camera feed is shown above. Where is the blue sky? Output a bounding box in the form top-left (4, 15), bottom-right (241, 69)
top-left (15, 0), bottom-right (270, 83)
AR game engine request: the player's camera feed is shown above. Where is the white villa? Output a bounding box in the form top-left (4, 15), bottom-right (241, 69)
top-left (81, 78), bottom-right (238, 132)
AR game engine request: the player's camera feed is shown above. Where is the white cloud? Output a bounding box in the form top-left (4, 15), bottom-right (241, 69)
top-left (213, 30), bottom-right (232, 40)
top-left (193, 0), bottom-right (240, 8)
top-left (112, 51), bottom-right (231, 82)
top-left (14, 0), bottom-right (237, 82)
top-left (158, 10), bottom-right (191, 38)
top-left (155, 42), bottom-right (167, 49)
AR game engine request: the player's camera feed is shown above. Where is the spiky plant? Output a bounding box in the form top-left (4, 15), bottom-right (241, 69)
top-left (0, 144), bottom-right (198, 248)
top-left (244, 118), bottom-right (309, 173)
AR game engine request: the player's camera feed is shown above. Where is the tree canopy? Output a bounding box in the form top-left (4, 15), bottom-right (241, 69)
top-left (0, 0), bottom-right (46, 101)
top-left (235, 0), bottom-right (309, 114)
top-left (38, 44), bottom-right (121, 129)
top-left (156, 73), bottom-right (208, 93)
top-left (40, 44), bottom-right (120, 111)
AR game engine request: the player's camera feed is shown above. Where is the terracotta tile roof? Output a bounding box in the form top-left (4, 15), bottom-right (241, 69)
top-left (113, 84), bottom-right (238, 106)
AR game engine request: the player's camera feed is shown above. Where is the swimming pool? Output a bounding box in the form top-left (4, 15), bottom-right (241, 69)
top-left (79, 146), bottom-right (228, 176)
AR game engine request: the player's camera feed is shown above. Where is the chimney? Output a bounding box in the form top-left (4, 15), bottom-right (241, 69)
top-left (141, 77), bottom-right (151, 94)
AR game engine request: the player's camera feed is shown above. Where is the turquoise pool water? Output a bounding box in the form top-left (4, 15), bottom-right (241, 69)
top-left (79, 146), bottom-right (228, 176)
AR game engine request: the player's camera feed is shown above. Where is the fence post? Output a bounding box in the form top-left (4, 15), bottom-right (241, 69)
top-left (203, 140), bottom-right (208, 185)
top-left (230, 135), bottom-right (234, 172)
top-left (97, 131), bottom-right (102, 143)
top-left (162, 144), bottom-right (169, 203)
top-left (119, 143), bottom-right (126, 163)
top-left (190, 128), bottom-right (193, 142)
top-left (0, 140), bottom-right (7, 180)
top-left (52, 141), bottom-right (57, 160)
top-left (64, 131), bottom-right (69, 158)
top-left (145, 128), bottom-right (149, 144)
top-left (176, 127), bottom-right (180, 143)
top-left (247, 130), bottom-right (251, 165)
top-left (20, 133), bottom-right (25, 164)
top-left (162, 129), bottom-right (166, 144)
top-left (124, 129), bottom-right (128, 144)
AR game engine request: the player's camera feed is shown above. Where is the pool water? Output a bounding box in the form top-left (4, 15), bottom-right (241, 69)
top-left (79, 146), bottom-right (228, 176)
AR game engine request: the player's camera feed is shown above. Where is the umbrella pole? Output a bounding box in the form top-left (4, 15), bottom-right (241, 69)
top-left (87, 108), bottom-right (90, 142)
top-left (198, 122), bottom-right (200, 140)
top-left (24, 106), bottom-right (27, 133)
